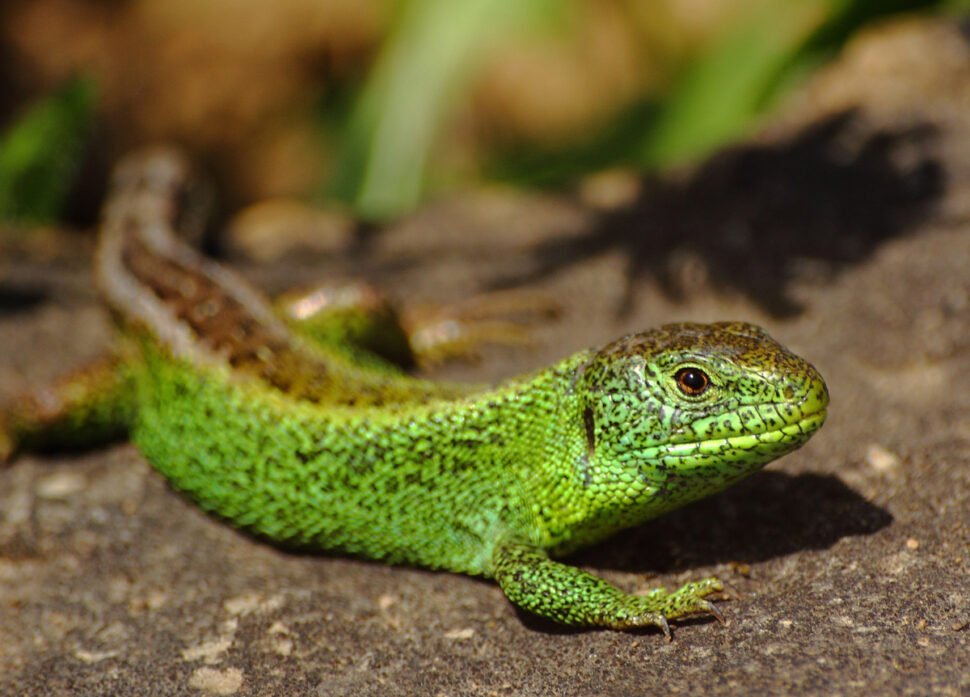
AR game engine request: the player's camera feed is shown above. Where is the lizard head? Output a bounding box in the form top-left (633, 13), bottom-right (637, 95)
top-left (575, 321), bottom-right (828, 517)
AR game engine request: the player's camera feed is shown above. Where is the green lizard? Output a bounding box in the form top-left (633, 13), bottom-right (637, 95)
top-left (0, 148), bottom-right (828, 636)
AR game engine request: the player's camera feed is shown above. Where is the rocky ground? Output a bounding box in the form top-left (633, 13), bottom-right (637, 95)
top-left (1, 17), bottom-right (968, 697)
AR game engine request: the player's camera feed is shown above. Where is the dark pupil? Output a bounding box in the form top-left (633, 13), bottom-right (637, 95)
top-left (676, 368), bottom-right (709, 395)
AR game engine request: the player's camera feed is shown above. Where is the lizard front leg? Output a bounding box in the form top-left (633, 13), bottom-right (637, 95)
top-left (491, 539), bottom-right (724, 637)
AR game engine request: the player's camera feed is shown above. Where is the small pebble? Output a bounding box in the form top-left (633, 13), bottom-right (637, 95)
top-left (865, 444), bottom-right (900, 472)
top-left (188, 667), bottom-right (243, 695)
top-left (35, 472), bottom-right (86, 499)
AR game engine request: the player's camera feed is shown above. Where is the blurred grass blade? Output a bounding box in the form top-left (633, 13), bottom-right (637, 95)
top-left (640, 0), bottom-right (946, 169)
top-left (0, 76), bottom-right (97, 223)
top-left (638, 1), bottom-right (827, 168)
top-left (333, 0), bottom-right (562, 221)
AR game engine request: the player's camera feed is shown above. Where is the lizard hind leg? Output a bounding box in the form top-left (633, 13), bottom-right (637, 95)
top-left (277, 281), bottom-right (561, 371)
top-left (0, 354), bottom-right (135, 463)
top-left (401, 288), bottom-right (560, 368)
top-left (275, 281), bottom-right (416, 372)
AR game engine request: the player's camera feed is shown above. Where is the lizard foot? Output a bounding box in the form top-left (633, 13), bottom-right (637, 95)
top-left (605, 577), bottom-right (726, 636)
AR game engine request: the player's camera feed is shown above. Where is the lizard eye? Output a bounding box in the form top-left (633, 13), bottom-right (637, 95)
top-left (674, 367), bottom-right (710, 396)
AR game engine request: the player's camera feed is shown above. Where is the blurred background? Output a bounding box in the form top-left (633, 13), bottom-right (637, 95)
top-left (0, 0), bottom-right (967, 229)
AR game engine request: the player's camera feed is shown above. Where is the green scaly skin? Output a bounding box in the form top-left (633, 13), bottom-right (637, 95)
top-left (0, 148), bottom-right (829, 636)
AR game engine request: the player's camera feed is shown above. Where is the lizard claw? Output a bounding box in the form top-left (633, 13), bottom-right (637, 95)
top-left (718, 579), bottom-right (740, 601)
top-left (659, 616), bottom-right (673, 642)
top-left (607, 609), bottom-right (672, 639)
top-left (700, 599), bottom-right (726, 625)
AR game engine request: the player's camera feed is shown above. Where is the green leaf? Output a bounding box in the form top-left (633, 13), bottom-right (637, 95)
top-left (331, 0), bottom-right (564, 221)
top-left (0, 76), bottom-right (97, 224)
top-left (640, 0), bottom-right (947, 169)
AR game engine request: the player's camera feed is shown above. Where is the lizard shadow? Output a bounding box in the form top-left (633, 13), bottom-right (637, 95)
top-left (570, 471), bottom-right (892, 575)
top-left (0, 282), bottom-right (48, 314)
top-left (493, 109), bottom-right (944, 317)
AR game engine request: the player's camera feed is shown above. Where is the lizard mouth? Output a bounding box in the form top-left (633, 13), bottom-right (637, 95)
top-left (712, 405), bottom-right (828, 451)
top-left (749, 406), bottom-right (827, 445)
top-left (794, 407), bottom-right (827, 431)
top-left (636, 405), bottom-right (828, 465)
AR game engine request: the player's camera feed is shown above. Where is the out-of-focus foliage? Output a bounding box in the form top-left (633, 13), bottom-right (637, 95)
top-left (639, 0), bottom-right (951, 168)
top-left (330, 0), bottom-right (567, 221)
top-left (494, 0), bottom-right (954, 189)
top-left (0, 77), bottom-right (96, 224)
top-left (0, 1), bottom-right (964, 225)
top-left (332, 0), bottom-right (953, 219)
